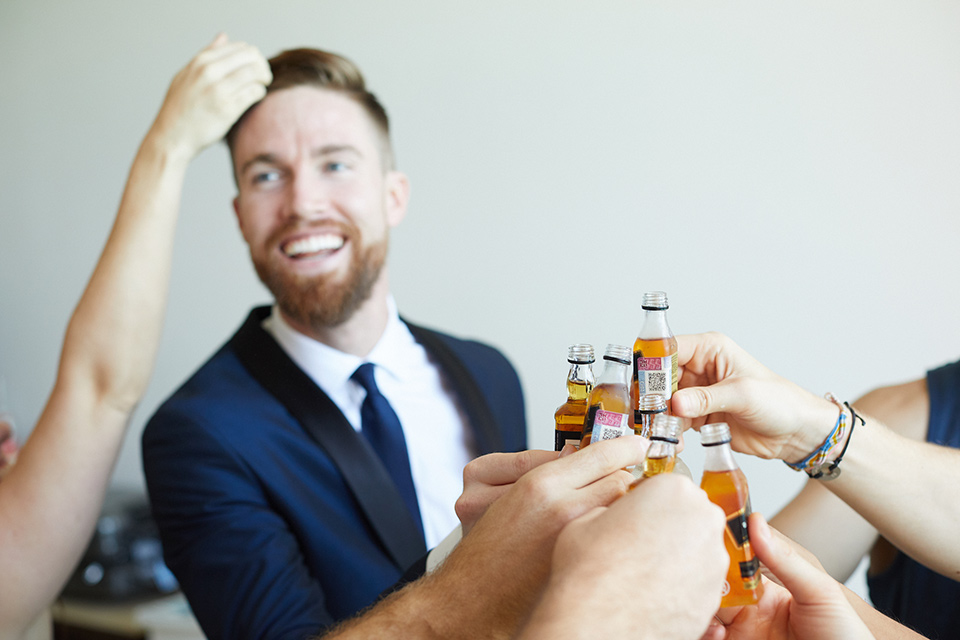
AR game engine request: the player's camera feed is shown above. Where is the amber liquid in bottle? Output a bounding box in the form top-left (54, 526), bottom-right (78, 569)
top-left (642, 455), bottom-right (676, 477)
top-left (701, 469), bottom-right (764, 607)
top-left (580, 383), bottom-right (632, 448)
top-left (632, 335), bottom-right (679, 413)
top-left (555, 379), bottom-right (591, 451)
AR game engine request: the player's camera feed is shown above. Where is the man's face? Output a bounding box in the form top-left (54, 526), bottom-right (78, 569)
top-left (231, 86), bottom-right (408, 329)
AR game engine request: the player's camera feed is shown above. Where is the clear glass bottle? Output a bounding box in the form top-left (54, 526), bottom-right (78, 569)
top-left (700, 422), bottom-right (764, 607)
top-left (554, 344), bottom-right (595, 452)
top-left (632, 291), bottom-right (679, 419)
top-left (641, 413), bottom-right (681, 477)
top-left (580, 344), bottom-right (634, 448)
top-left (636, 393), bottom-right (667, 439)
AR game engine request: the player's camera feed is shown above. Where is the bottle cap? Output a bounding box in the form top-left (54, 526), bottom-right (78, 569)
top-left (638, 393), bottom-right (668, 414)
top-left (700, 422), bottom-right (732, 446)
top-left (602, 344), bottom-right (631, 365)
top-left (567, 343), bottom-right (595, 364)
top-left (641, 291), bottom-right (669, 311)
top-left (650, 413), bottom-right (681, 443)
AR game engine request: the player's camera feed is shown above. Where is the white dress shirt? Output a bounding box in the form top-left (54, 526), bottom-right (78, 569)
top-left (262, 298), bottom-right (475, 548)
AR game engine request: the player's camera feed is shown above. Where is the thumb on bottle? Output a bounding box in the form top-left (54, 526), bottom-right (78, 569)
top-left (748, 513), bottom-right (832, 605)
top-left (672, 382), bottom-right (738, 419)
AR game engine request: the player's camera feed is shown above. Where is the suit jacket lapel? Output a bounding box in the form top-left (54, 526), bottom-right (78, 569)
top-left (230, 308), bottom-right (427, 570)
top-left (405, 322), bottom-right (505, 455)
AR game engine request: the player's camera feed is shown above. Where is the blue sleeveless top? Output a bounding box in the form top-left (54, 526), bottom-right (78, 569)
top-left (867, 359), bottom-right (960, 639)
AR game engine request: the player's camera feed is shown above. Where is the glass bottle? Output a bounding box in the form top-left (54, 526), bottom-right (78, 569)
top-left (632, 291), bottom-right (678, 422)
top-left (554, 344), bottom-right (595, 452)
top-left (700, 422), bottom-right (764, 607)
top-left (580, 344), bottom-right (633, 448)
top-left (636, 393), bottom-right (667, 439)
top-left (641, 413), bottom-right (680, 477)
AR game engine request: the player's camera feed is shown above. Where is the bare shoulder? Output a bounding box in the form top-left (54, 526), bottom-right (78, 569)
top-left (854, 377), bottom-right (929, 441)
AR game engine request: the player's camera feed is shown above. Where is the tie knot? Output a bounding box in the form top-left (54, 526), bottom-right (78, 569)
top-left (351, 362), bottom-right (378, 393)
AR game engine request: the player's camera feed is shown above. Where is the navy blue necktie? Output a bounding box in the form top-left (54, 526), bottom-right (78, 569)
top-left (351, 363), bottom-right (424, 540)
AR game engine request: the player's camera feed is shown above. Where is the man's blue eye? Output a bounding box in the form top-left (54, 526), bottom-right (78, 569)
top-left (253, 171), bottom-right (279, 184)
top-left (326, 162), bottom-right (347, 172)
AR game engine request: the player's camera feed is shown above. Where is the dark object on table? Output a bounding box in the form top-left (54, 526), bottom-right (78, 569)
top-left (62, 491), bottom-right (178, 602)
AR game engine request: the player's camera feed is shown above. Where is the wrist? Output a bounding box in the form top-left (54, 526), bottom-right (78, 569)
top-left (787, 395), bottom-right (841, 462)
top-left (140, 122), bottom-right (196, 171)
top-left (785, 394), bottom-right (862, 480)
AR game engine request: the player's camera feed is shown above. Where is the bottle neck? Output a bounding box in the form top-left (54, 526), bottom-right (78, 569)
top-left (702, 441), bottom-right (739, 472)
top-left (566, 362), bottom-right (594, 400)
top-left (597, 359), bottom-right (631, 386)
top-left (646, 438), bottom-right (677, 460)
top-left (638, 308), bottom-right (673, 340)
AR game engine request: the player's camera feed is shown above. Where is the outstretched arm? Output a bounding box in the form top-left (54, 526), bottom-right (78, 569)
top-left (673, 332), bottom-right (960, 581)
top-left (520, 474), bottom-right (728, 640)
top-left (770, 379), bottom-right (928, 582)
top-left (320, 436), bottom-right (646, 639)
top-left (0, 34), bottom-right (270, 634)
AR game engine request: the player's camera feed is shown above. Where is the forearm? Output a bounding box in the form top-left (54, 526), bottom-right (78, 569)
top-left (0, 133), bottom-right (189, 633)
top-left (822, 414), bottom-right (960, 579)
top-left (770, 480), bottom-right (878, 582)
top-left (842, 584), bottom-right (925, 640)
top-left (322, 563), bottom-right (516, 640)
top-left (323, 523), bottom-right (545, 640)
top-left (59, 131), bottom-right (189, 415)
top-left (321, 573), bottom-right (455, 640)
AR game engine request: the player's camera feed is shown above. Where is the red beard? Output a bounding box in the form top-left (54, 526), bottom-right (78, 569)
top-left (252, 221), bottom-right (388, 329)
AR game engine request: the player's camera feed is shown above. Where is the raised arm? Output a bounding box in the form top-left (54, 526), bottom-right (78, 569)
top-left (672, 332), bottom-right (960, 581)
top-left (770, 379), bottom-right (928, 581)
top-left (320, 436), bottom-right (646, 639)
top-left (0, 34), bottom-right (270, 635)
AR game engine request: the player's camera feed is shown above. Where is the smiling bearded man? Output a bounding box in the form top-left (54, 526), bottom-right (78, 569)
top-left (140, 46), bottom-right (527, 640)
top-left (256, 215), bottom-right (387, 329)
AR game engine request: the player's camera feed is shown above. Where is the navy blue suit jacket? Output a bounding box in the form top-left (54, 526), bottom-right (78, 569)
top-left (142, 307), bottom-right (526, 640)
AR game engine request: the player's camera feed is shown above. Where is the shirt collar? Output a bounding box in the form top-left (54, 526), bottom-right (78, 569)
top-left (262, 296), bottom-right (411, 391)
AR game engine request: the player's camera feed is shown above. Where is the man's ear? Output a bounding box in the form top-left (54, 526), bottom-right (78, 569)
top-left (385, 171), bottom-right (410, 228)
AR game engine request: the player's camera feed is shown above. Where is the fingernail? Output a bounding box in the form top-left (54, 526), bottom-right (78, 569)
top-left (558, 444), bottom-right (577, 458)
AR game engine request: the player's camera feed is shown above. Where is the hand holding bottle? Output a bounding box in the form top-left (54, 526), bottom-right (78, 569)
top-left (519, 473), bottom-right (727, 640)
top-left (443, 437), bottom-right (645, 637)
top-left (456, 436), bottom-right (645, 535)
top-left (703, 514), bottom-right (874, 640)
top-left (671, 332), bottom-right (840, 463)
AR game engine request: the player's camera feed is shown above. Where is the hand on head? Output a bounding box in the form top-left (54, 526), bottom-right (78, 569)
top-left (671, 332), bottom-right (840, 463)
top-left (149, 33), bottom-right (272, 161)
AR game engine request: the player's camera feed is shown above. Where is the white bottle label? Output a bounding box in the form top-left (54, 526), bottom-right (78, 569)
top-left (590, 409), bottom-right (631, 442)
top-left (636, 355), bottom-right (675, 398)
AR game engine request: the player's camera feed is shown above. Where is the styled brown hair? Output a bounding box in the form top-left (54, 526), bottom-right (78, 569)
top-left (225, 48), bottom-right (394, 170)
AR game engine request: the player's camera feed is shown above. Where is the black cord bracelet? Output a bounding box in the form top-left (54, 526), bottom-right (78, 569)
top-left (816, 402), bottom-right (864, 480)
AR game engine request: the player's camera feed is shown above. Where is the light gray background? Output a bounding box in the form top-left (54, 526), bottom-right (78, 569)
top-left (3, 0), bottom-right (960, 598)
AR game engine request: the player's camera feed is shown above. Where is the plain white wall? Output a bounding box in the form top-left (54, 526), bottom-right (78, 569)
top-left (3, 0), bottom-right (960, 596)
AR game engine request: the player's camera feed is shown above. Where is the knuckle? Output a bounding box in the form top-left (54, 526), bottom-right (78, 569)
top-left (454, 493), bottom-right (473, 521)
top-left (516, 471), bottom-right (551, 503)
top-left (461, 454), bottom-right (489, 484)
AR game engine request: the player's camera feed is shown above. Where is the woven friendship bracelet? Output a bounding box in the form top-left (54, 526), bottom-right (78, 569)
top-left (812, 401), bottom-right (864, 480)
top-left (784, 392), bottom-right (848, 474)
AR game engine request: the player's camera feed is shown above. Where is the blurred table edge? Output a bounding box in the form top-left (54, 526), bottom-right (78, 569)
top-left (51, 593), bottom-right (204, 640)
